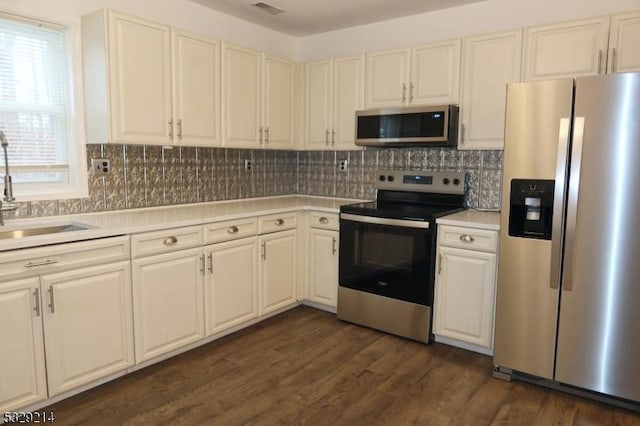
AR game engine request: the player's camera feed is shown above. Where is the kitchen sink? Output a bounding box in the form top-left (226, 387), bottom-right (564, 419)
top-left (0, 224), bottom-right (90, 240)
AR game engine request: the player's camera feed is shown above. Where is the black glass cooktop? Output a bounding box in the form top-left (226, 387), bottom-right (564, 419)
top-left (340, 199), bottom-right (464, 222)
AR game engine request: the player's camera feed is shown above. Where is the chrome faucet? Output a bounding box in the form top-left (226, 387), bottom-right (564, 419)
top-left (0, 130), bottom-right (18, 226)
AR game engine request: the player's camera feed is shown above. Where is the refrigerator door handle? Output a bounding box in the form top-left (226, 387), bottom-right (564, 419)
top-left (550, 118), bottom-right (572, 289)
top-left (562, 117), bottom-right (585, 292)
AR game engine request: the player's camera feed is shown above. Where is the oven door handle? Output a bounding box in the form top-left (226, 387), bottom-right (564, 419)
top-left (340, 213), bottom-right (430, 229)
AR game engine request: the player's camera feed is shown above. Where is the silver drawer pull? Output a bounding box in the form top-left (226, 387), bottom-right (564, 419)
top-left (275, 219), bottom-right (284, 226)
top-left (25, 259), bottom-right (58, 268)
top-left (460, 234), bottom-right (475, 243)
top-left (319, 217), bottom-right (329, 224)
top-left (227, 226), bottom-right (239, 234)
top-left (163, 236), bottom-right (178, 246)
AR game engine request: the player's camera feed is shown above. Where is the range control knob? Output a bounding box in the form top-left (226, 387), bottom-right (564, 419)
top-left (443, 178), bottom-right (450, 185)
top-left (379, 175), bottom-right (386, 181)
top-left (387, 175), bottom-right (395, 182)
top-left (453, 178), bottom-right (461, 185)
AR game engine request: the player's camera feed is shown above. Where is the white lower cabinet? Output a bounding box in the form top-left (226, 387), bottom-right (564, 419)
top-left (259, 229), bottom-right (297, 315)
top-left (307, 228), bottom-right (338, 308)
top-left (0, 278), bottom-right (47, 412)
top-left (42, 261), bottom-right (134, 396)
top-left (131, 248), bottom-right (205, 363)
top-left (434, 225), bottom-right (498, 355)
top-left (204, 237), bottom-right (259, 335)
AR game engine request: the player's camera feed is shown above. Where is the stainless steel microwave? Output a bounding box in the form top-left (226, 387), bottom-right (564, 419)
top-left (355, 104), bottom-right (459, 147)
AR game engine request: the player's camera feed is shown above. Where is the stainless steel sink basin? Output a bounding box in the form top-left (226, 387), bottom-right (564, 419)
top-left (0, 224), bottom-right (90, 240)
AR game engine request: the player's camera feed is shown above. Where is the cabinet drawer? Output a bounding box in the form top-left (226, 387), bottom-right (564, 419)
top-left (259, 212), bottom-right (297, 234)
top-left (204, 217), bottom-right (258, 244)
top-left (310, 212), bottom-right (339, 231)
top-left (0, 236), bottom-right (130, 281)
top-left (438, 225), bottom-right (498, 253)
top-left (131, 226), bottom-right (203, 258)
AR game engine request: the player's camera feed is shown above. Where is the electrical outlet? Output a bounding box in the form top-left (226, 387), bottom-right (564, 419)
top-left (90, 158), bottom-right (112, 175)
top-left (244, 159), bottom-right (253, 171)
top-left (338, 159), bottom-right (348, 172)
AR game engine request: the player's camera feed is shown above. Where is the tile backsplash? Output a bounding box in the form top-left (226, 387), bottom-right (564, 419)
top-left (12, 145), bottom-right (502, 219)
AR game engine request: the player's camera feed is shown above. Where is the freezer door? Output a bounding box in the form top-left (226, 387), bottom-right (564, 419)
top-left (556, 72), bottom-right (640, 402)
top-left (494, 78), bottom-right (574, 379)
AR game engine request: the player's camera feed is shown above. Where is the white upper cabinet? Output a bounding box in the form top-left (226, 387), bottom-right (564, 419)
top-left (222, 43), bottom-right (295, 149)
top-left (365, 48), bottom-right (411, 108)
top-left (459, 30), bottom-right (523, 150)
top-left (365, 40), bottom-right (460, 108)
top-left (172, 30), bottom-right (221, 147)
top-left (82, 10), bottom-right (221, 146)
top-left (304, 55), bottom-right (364, 150)
top-left (83, 9), bottom-right (172, 145)
top-left (411, 39), bottom-right (461, 105)
top-left (523, 17), bottom-right (610, 80)
top-left (608, 11), bottom-right (640, 73)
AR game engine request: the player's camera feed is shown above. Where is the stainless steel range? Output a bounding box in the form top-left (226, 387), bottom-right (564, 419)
top-left (338, 170), bottom-right (465, 343)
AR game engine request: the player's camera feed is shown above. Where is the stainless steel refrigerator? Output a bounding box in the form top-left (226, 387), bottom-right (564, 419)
top-left (494, 72), bottom-right (640, 405)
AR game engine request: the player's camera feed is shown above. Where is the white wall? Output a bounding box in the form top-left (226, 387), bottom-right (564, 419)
top-left (296, 0), bottom-right (640, 61)
top-left (0, 0), bottom-right (296, 58)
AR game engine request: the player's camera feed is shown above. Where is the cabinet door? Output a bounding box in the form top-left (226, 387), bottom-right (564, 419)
top-left (263, 55), bottom-right (295, 149)
top-left (459, 30), bottom-right (523, 150)
top-left (523, 17), bottom-right (610, 80)
top-left (365, 48), bottom-right (411, 107)
top-left (608, 11), bottom-right (640, 73)
top-left (172, 30), bottom-right (220, 147)
top-left (333, 55), bottom-right (365, 150)
top-left (0, 278), bottom-right (47, 412)
top-left (434, 246), bottom-right (497, 349)
top-left (108, 11), bottom-right (172, 145)
top-left (205, 238), bottom-right (258, 335)
top-left (42, 261), bottom-right (134, 396)
top-left (411, 39), bottom-right (461, 105)
top-left (308, 229), bottom-right (338, 307)
top-left (131, 248), bottom-right (205, 363)
top-left (222, 43), bottom-right (261, 148)
top-left (304, 60), bottom-right (333, 149)
top-left (259, 230), bottom-right (297, 315)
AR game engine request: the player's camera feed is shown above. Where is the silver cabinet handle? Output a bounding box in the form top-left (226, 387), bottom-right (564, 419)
top-left (48, 286), bottom-right (55, 314)
top-left (163, 236), bottom-right (178, 246)
top-left (265, 127), bottom-right (270, 144)
top-left (438, 254), bottom-right (443, 274)
top-left (402, 83), bottom-right (407, 103)
top-left (261, 242), bottom-right (266, 260)
top-left (332, 237), bottom-right (337, 255)
top-left (34, 288), bottom-right (41, 317)
top-left (460, 123), bottom-right (466, 144)
top-left (177, 119), bottom-right (183, 140)
top-left (275, 218), bottom-right (284, 226)
top-left (25, 259), bottom-right (58, 268)
top-left (611, 47), bottom-right (617, 73)
top-left (259, 127), bottom-right (264, 144)
top-left (319, 217), bottom-right (329, 224)
top-left (207, 253), bottom-right (213, 274)
top-left (227, 226), bottom-right (239, 234)
top-left (459, 234), bottom-right (475, 243)
top-left (200, 254), bottom-right (205, 275)
top-left (325, 129), bottom-right (330, 145)
top-left (409, 82), bottom-right (414, 102)
top-left (169, 119), bottom-right (174, 138)
top-left (597, 50), bottom-right (603, 74)
top-left (331, 130), bottom-right (336, 145)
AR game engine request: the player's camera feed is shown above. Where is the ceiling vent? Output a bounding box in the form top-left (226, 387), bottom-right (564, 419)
top-left (251, 2), bottom-right (284, 15)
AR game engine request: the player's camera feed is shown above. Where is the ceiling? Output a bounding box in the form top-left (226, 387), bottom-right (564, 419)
top-left (189, 0), bottom-right (486, 36)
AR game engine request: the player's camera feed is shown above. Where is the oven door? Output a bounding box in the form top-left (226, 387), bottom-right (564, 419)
top-left (339, 213), bottom-right (436, 306)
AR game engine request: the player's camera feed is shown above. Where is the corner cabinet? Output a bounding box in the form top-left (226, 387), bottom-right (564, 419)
top-left (304, 56), bottom-right (364, 150)
top-left (81, 10), bottom-right (221, 146)
top-left (608, 11), bottom-right (640, 73)
top-left (222, 43), bottom-right (295, 149)
top-left (433, 224), bottom-right (499, 355)
top-left (458, 30), bottom-right (522, 150)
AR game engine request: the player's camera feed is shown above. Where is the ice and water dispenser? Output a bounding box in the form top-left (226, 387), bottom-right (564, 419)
top-left (508, 179), bottom-right (554, 240)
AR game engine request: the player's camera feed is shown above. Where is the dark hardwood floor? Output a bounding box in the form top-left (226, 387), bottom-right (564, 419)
top-left (45, 306), bottom-right (639, 425)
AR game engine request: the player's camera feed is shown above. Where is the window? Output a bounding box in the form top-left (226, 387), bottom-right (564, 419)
top-left (0, 12), bottom-right (85, 201)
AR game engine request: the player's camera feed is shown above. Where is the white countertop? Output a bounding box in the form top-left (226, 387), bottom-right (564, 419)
top-left (0, 195), bottom-right (364, 252)
top-left (437, 209), bottom-right (501, 230)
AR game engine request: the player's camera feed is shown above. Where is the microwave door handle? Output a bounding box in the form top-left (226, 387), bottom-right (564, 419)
top-left (550, 118), bottom-right (571, 290)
